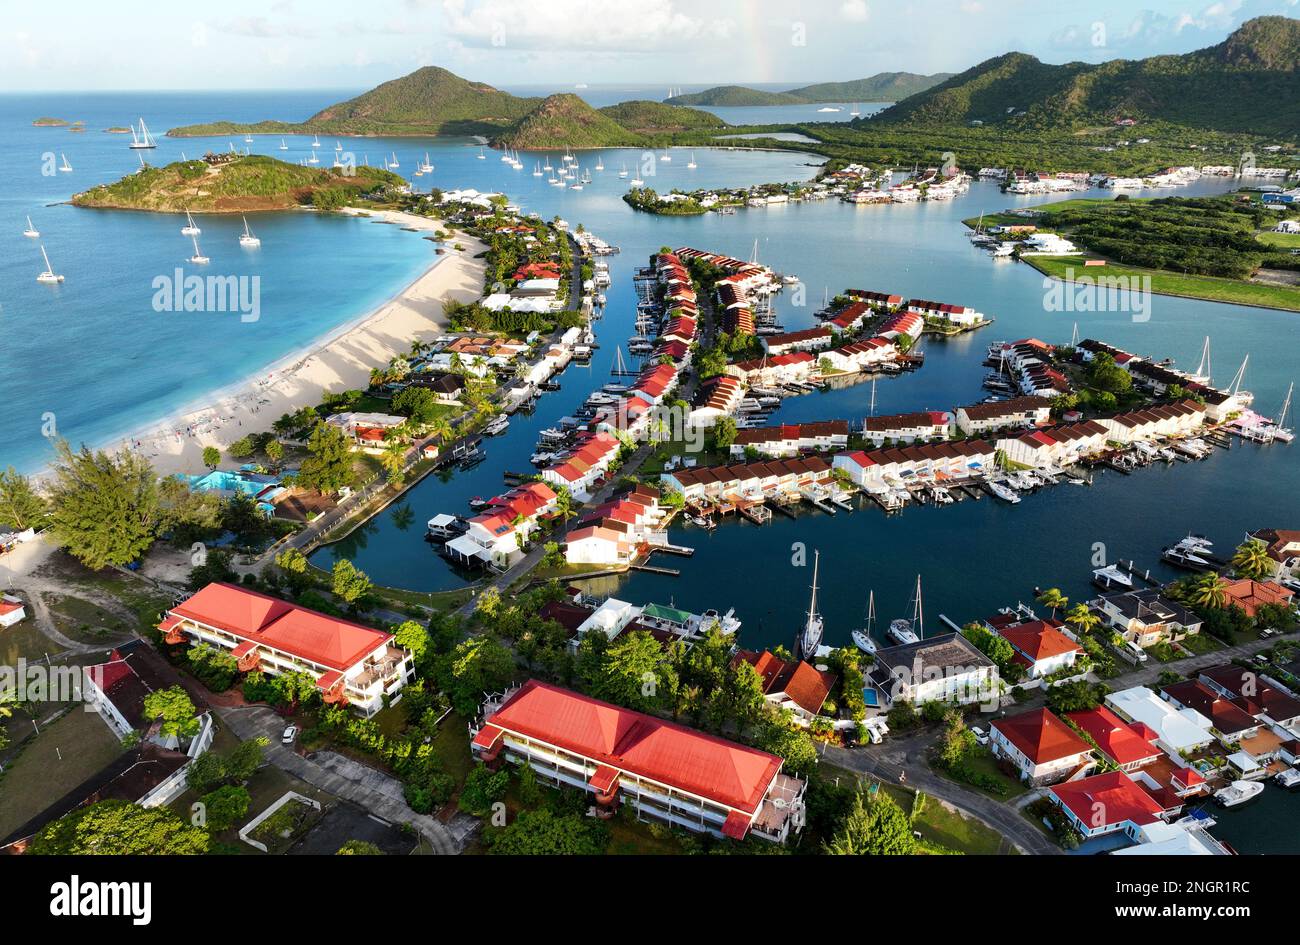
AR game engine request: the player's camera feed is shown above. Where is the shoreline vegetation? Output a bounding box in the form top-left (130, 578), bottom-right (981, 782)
top-left (968, 193), bottom-right (1300, 312)
top-left (71, 153), bottom-right (405, 214)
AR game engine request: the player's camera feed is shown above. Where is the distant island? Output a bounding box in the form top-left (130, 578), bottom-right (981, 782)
top-left (32, 117), bottom-right (70, 127)
top-left (104, 126), bottom-right (132, 134)
top-left (665, 73), bottom-right (954, 106)
top-left (167, 68), bottom-right (729, 149)
top-left (71, 153), bottom-right (405, 213)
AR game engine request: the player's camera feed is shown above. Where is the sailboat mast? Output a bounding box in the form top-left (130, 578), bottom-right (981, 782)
top-left (913, 575), bottom-right (924, 638)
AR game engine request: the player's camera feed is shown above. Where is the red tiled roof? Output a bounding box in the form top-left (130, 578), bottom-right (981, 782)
top-left (992, 708), bottom-right (1091, 766)
top-left (169, 583), bottom-right (390, 672)
top-left (1067, 706), bottom-right (1161, 767)
top-left (732, 650), bottom-right (836, 716)
top-left (483, 680), bottom-right (782, 813)
top-left (1050, 770), bottom-right (1164, 829)
top-left (997, 620), bottom-right (1082, 662)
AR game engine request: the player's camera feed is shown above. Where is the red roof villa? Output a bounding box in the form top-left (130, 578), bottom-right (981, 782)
top-left (471, 680), bottom-right (806, 843)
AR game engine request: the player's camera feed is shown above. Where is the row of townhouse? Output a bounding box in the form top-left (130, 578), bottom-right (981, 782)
top-left (862, 410), bottom-right (951, 447)
top-left (763, 325), bottom-right (832, 355)
top-left (725, 351), bottom-right (816, 387)
top-left (729, 420), bottom-right (850, 458)
top-left (995, 419), bottom-right (1110, 468)
top-left (564, 485), bottom-right (666, 565)
top-left (444, 481), bottom-right (559, 570)
top-left (877, 310), bottom-right (924, 340)
top-left (1096, 400), bottom-right (1206, 443)
top-left (471, 679), bottom-right (807, 844)
top-left (906, 298), bottom-right (986, 327)
top-left (540, 431), bottom-right (623, 501)
top-left (660, 455), bottom-right (834, 503)
top-left (1080, 338), bottom-right (1245, 422)
top-left (718, 282), bottom-right (756, 336)
top-left (833, 439), bottom-right (998, 488)
top-left (160, 582), bottom-right (414, 716)
top-left (844, 289), bottom-right (904, 310)
top-left (658, 313), bottom-right (697, 347)
top-left (825, 301), bottom-right (871, 334)
top-left (689, 375), bottom-right (746, 427)
top-left (822, 336), bottom-right (899, 373)
top-left (674, 247), bottom-right (774, 296)
top-left (953, 395), bottom-right (1053, 436)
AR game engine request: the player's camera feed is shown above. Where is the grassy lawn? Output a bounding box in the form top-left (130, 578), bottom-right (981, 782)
top-left (0, 708), bottom-right (125, 840)
top-left (430, 711), bottom-right (474, 789)
top-left (1257, 231), bottom-right (1300, 249)
top-left (1027, 254), bottom-right (1300, 312)
top-left (935, 747), bottom-right (1029, 801)
top-left (0, 618), bottom-right (69, 665)
top-left (1179, 633), bottom-right (1223, 656)
top-left (869, 777), bottom-right (1009, 855)
top-left (44, 593), bottom-right (137, 645)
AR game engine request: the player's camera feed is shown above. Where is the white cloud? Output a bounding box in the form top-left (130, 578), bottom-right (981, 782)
top-left (841, 0), bottom-right (870, 22)
top-left (211, 17), bottom-right (317, 39)
top-left (439, 0), bottom-right (735, 52)
top-left (959, 0), bottom-right (984, 13)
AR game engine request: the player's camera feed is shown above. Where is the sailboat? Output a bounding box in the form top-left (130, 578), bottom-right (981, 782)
top-left (887, 576), bottom-right (924, 645)
top-left (1191, 335), bottom-right (1212, 385)
top-left (388, 152), bottom-right (399, 169)
top-left (306, 150), bottom-right (320, 165)
top-left (594, 156), bottom-right (604, 171)
top-left (128, 118), bottom-right (157, 149)
top-left (543, 156), bottom-right (553, 171)
top-left (312, 134), bottom-right (321, 147)
top-left (603, 347), bottom-right (629, 391)
top-left (279, 138), bottom-right (289, 151)
top-left (797, 550), bottom-right (825, 661)
top-left (852, 590), bottom-right (879, 654)
top-left (419, 153), bottom-right (434, 174)
top-left (181, 210), bottom-right (201, 237)
top-left (686, 151), bottom-right (697, 169)
top-left (335, 140), bottom-right (343, 151)
top-left (23, 216), bottom-right (39, 238)
top-left (849, 103), bottom-right (861, 116)
top-left (1228, 354), bottom-right (1254, 406)
top-left (618, 162), bottom-right (629, 179)
top-left (629, 174), bottom-right (645, 187)
top-left (532, 161), bottom-right (543, 177)
top-left (238, 216), bottom-right (260, 248)
top-left (188, 234), bottom-right (209, 264)
top-left (659, 149), bottom-right (672, 162)
top-left (244, 133), bottom-right (254, 144)
top-left (36, 244), bottom-right (64, 284)
top-left (59, 153), bottom-right (72, 173)
top-left (1256, 382), bottom-right (1294, 443)
top-left (476, 146), bottom-right (486, 160)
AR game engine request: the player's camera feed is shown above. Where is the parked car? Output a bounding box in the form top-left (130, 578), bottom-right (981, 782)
top-left (969, 725), bottom-right (989, 747)
top-left (1125, 640), bottom-right (1149, 662)
top-left (281, 725), bottom-right (298, 745)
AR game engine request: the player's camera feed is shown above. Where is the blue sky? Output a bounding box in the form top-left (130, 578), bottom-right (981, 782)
top-left (2, 0), bottom-right (1296, 91)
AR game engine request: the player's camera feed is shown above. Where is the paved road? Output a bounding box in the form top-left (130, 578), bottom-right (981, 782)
top-left (216, 704), bottom-right (462, 855)
top-left (822, 735), bottom-right (1062, 856)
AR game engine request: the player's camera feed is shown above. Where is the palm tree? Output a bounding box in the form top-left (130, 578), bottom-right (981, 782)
top-left (1065, 602), bottom-right (1100, 635)
top-left (1231, 539), bottom-right (1273, 581)
top-left (1037, 587), bottom-right (1068, 620)
top-left (1187, 572), bottom-right (1228, 611)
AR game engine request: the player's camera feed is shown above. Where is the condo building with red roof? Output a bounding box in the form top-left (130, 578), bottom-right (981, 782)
top-left (989, 708), bottom-right (1095, 785)
top-left (445, 481), bottom-right (559, 569)
top-left (994, 618), bottom-right (1084, 678)
top-left (1048, 770), bottom-right (1169, 840)
top-left (471, 680), bottom-right (806, 843)
top-left (1066, 705), bottom-right (1163, 771)
top-left (731, 650), bottom-right (837, 725)
top-left (159, 583), bottom-right (413, 716)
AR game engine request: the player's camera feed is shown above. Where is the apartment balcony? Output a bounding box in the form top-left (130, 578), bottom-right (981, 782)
top-left (352, 647), bottom-right (409, 690)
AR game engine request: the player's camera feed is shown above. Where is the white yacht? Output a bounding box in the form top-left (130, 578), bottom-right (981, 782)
top-left (852, 591), bottom-right (879, 655)
top-left (1092, 564), bottom-right (1133, 590)
top-left (533, 162), bottom-right (543, 176)
top-left (312, 134), bottom-right (321, 147)
top-left (181, 209), bottom-right (201, 237)
top-left (1214, 780), bottom-right (1264, 808)
top-left (238, 216), bottom-right (260, 248)
top-left (477, 146), bottom-right (486, 160)
top-left (388, 152), bottom-right (399, 169)
top-left (798, 551), bottom-right (825, 661)
top-left (279, 138), bottom-right (289, 150)
top-left (306, 150), bottom-right (320, 165)
top-left (128, 118), bottom-right (157, 149)
top-left (887, 576), bottom-right (924, 645)
top-left (23, 216), bottom-right (39, 238)
top-left (629, 176), bottom-right (645, 187)
top-left (618, 163), bottom-right (629, 179)
top-left (686, 151), bottom-right (697, 169)
top-left (36, 245), bottom-right (64, 284)
top-left (188, 235), bottom-right (209, 265)
top-left (59, 153), bottom-right (73, 173)
top-left (594, 157), bottom-right (604, 171)
top-left (335, 140), bottom-right (343, 151)
top-left (659, 149), bottom-right (672, 162)
top-left (987, 479), bottom-right (1020, 503)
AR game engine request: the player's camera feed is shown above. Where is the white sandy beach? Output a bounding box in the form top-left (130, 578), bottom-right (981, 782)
top-left (102, 209), bottom-right (486, 480)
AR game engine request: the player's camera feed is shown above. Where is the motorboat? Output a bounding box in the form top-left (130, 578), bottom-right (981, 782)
top-left (1275, 768), bottom-right (1300, 791)
top-left (483, 415), bottom-right (509, 436)
top-left (1092, 564), bottom-right (1133, 590)
top-left (1213, 780), bottom-right (1264, 808)
top-left (685, 512), bottom-right (716, 529)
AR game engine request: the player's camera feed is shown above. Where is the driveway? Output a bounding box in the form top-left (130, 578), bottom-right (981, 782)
top-left (215, 704), bottom-right (464, 854)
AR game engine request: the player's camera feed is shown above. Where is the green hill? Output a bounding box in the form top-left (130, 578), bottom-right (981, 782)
top-left (785, 72), bottom-right (954, 102)
top-left (493, 94), bottom-right (646, 149)
top-left (667, 86), bottom-right (806, 107)
top-left (871, 16), bottom-right (1300, 135)
top-left (598, 100), bottom-right (727, 134)
top-left (665, 73), bottom-right (951, 106)
top-left (71, 154), bottom-right (404, 212)
top-left (169, 66), bottom-right (540, 138)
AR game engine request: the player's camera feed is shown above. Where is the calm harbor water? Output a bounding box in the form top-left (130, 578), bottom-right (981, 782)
top-left (3, 89), bottom-right (1296, 851)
